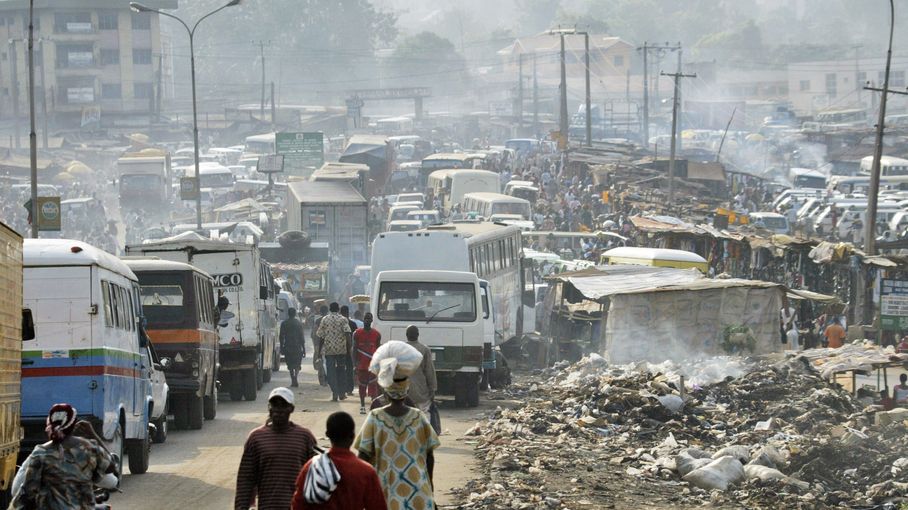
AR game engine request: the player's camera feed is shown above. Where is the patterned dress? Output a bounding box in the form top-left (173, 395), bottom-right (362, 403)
top-left (12, 436), bottom-right (113, 510)
top-left (354, 407), bottom-right (440, 510)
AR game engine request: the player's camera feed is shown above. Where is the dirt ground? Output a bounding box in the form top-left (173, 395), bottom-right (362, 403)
top-left (115, 355), bottom-right (515, 509)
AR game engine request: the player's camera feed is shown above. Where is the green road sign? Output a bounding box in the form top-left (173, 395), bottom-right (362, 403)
top-left (180, 177), bottom-right (199, 201)
top-left (881, 279), bottom-right (908, 331)
top-left (276, 132), bottom-right (324, 177)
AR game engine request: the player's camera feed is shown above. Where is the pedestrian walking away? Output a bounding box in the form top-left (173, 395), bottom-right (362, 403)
top-left (312, 305), bottom-right (329, 387)
top-left (281, 307), bottom-right (307, 387)
top-left (355, 374), bottom-right (439, 510)
top-left (11, 403), bottom-right (116, 510)
top-left (316, 302), bottom-right (353, 401)
top-left (405, 325), bottom-right (438, 414)
top-left (354, 312), bottom-right (381, 414)
top-left (235, 387), bottom-right (318, 510)
top-left (291, 411), bottom-right (387, 510)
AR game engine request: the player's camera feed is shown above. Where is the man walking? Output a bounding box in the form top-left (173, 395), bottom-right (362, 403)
top-left (353, 312), bottom-right (381, 414)
top-left (316, 302), bottom-right (352, 401)
top-left (340, 306), bottom-right (358, 396)
top-left (405, 325), bottom-right (437, 414)
top-left (280, 308), bottom-right (306, 387)
top-left (291, 412), bottom-right (387, 510)
top-left (235, 387), bottom-right (318, 510)
top-left (312, 305), bottom-right (329, 387)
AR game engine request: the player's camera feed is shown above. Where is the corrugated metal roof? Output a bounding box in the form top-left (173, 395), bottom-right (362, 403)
top-left (287, 180), bottom-right (366, 204)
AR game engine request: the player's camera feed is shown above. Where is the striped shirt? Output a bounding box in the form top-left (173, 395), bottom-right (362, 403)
top-left (235, 422), bottom-right (318, 510)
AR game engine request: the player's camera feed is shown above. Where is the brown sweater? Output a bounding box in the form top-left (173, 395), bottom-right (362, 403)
top-left (235, 422), bottom-right (318, 510)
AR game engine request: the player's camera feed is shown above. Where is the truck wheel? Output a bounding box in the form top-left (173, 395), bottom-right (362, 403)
top-left (171, 395), bottom-right (189, 430)
top-left (466, 375), bottom-right (480, 408)
top-left (263, 365), bottom-right (272, 383)
top-left (256, 366), bottom-right (264, 390)
top-left (188, 394), bottom-right (204, 430)
top-left (272, 353), bottom-right (280, 372)
top-left (126, 434), bottom-right (150, 475)
top-left (203, 392), bottom-right (217, 421)
top-left (229, 384), bottom-right (243, 402)
top-left (243, 368), bottom-right (258, 401)
top-left (453, 373), bottom-right (469, 408)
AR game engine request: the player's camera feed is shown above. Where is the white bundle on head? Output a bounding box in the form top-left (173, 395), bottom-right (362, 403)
top-left (369, 340), bottom-right (423, 387)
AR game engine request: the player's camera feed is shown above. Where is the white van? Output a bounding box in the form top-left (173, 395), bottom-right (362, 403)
top-left (22, 239), bottom-right (154, 475)
top-left (371, 270), bottom-right (483, 407)
top-left (749, 212), bottom-right (790, 234)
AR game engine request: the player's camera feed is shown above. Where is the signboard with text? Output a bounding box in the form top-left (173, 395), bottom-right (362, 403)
top-left (180, 177), bottom-right (199, 201)
top-left (881, 278), bottom-right (908, 331)
top-left (276, 132), bottom-right (324, 177)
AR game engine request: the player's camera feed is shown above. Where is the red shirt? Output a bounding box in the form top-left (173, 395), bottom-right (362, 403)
top-left (291, 447), bottom-right (387, 510)
top-left (353, 328), bottom-right (381, 371)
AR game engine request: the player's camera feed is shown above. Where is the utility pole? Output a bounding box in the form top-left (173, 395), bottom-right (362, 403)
top-left (516, 52), bottom-right (524, 131)
top-left (863, 0), bottom-right (899, 256)
top-left (675, 45), bottom-right (683, 152)
top-left (581, 31), bottom-right (591, 147)
top-left (661, 69), bottom-right (696, 206)
top-left (854, 44), bottom-right (863, 107)
top-left (254, 40), bottom-right (268, 120)
top-left (9, 39), bottom-right (20, 149)
top-left (639, 42), bottom-right (648, 147)
top-left (27, 0), bottom-right (37, 239)
top-left (558, 32), bottom-right (568, 144)
top-left (532, 53), bottom-right (538, 136)
top-left (270, 81), bottom-right (276, 131)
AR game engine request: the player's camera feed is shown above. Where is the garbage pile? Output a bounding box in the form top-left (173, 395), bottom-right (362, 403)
top-left (454, 354), bottom-right (908, 509)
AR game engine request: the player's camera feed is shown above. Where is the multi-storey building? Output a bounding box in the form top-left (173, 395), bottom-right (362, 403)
top-left (0, 0), bottom-right (176, 129)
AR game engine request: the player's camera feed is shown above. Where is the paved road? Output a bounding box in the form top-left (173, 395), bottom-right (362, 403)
top-left (115, 357), bottom-right (495, 509)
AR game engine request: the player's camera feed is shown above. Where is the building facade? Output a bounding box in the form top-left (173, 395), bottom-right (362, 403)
top-left (788, 55), bottom-right (908, 116)
top-left (0, 0), bottom-right (176, 129)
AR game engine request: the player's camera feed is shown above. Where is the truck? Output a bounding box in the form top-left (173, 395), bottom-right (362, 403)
top-left (0, 222), bottom-right (33, 504)
top-left (259, 239), bottom-right (331, 311)
top-left (371, 270), bottom-right (484, 407)
top-left (126, 239), bottom-right (278, 402)
top-left (286, 181), bottom-right (368, 294)
top-left (117, 149), bottom-right (173, 211)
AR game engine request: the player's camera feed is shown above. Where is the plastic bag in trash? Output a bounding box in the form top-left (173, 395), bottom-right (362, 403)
top-left (369, 340), bottom-right (423, 388)
top-left (683, 456), bottom-right (745, 491)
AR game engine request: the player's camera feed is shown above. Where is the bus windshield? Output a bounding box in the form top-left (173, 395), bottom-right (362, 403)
top-left (139, 285), bottom-right (185, 325)
top-left (377, 281), bottom-right (476, 323)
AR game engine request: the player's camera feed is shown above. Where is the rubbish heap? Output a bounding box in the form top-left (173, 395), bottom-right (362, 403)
top-left (454, 354), bottom-right (908, 509)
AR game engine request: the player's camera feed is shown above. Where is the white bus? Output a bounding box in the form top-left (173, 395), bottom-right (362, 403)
top-left (462, 192), bottom-right (532, 220)
top-left (371, 270), bottom-right (483, 407)
top-left (243, 132), bottom-right (276, 159)
top-left (427, 169), bottom-right (500, 212)
top-left (859, 155), bottom-right (908, 176)
top-left (371, 222), bottom-right (530, 350)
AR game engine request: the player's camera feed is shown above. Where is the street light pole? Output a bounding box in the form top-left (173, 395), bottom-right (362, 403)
top-left (27, 0), bottom-right (37, 239)
top-left (130, 0), bottom-right (240, 231)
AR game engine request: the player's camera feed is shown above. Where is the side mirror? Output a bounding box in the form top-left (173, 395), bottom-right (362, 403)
top-left (522, 289), bottom-right (536, 307)
top-left (158, 357), bottom-right (172, 371)
top-left (21, 309), bottom-right (35, 341)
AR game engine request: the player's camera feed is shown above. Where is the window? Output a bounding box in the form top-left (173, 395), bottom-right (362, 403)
top-left (101, 281), bottom-right (113, 327)
top-left (100, 49), bottom-right (119, 65)
top-left (101, 83), bottom-right (121, 99)
top-left (98, 12), bottom-right (118, 30)
top-left (613, 55), bottom-right (624, 67)
top-left (799, 80), bottom-right (810, 92)
top-left (54, 12), bottom-right (91, 33)
top-left (825, 73), bottom-right (837, 97)
top-left (131, 12), bottom-right (151, 30)
top-left (133, 48), bottom-right (152, 65)
top-left (377, 281), bottom-right (477, 323)
top-left (134, 82), bottom-right (153, 99)
top-left (57, 44), bottom-right (94, 69)
top-left (891, 70), bottom-right (906, 88)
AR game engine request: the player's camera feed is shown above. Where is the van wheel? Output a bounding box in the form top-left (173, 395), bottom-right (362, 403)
top-left (152, 400), bottom-right (168, 444)
top-left (108, 422), bottom-right (124, 484)
top-left (262, 365), bottom-right (272, 383)
top-left (203, 392), bottom-right (217, 421)
top-left (188, 394), bottom-right (204, 430)
top-left (126, 434), bottom-right (150, 475)
top-left (243, 368), bottom-right (257, 401)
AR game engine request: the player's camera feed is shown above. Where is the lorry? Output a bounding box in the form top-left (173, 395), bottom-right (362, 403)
top-left (126, 239), bottom-right (278, 402)
top-left (118, 149), bottom-right (173, 211)
top-left (0, 222), bottom-right (33, 504)
top-left (259, 239), bottom-right (331, 312)
top-left (286, 181), bottom-right (368, 294)
top-left (371, 270), bottom-right (484, 407)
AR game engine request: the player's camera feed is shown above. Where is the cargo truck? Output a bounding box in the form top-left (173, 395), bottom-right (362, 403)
top-left (118, 149), bottom-right (172, 210)
top-left (0, 222), bottom-right (33, 505)
top-left (126, 239), bottom-right (278, 401)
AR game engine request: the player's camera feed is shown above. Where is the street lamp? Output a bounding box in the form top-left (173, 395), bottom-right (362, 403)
top-left (130, 0), bottom-right (241, 231)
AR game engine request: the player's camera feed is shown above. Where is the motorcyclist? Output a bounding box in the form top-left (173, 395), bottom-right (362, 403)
top-left (10, 403), bottom-right (117, 510)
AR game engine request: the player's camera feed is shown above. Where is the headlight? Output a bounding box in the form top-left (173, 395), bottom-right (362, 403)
top-left (192, 369), bottom-right (199, 378)
top-left (191, 361), bottom-right (199, 369)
